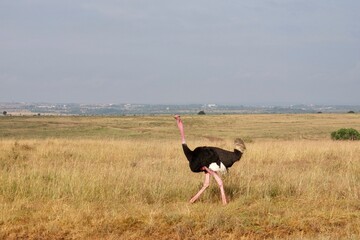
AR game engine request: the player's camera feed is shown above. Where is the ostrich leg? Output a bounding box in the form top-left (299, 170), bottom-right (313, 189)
top-left (203, 167), bottom-right (227, 205)
top-left (190, 172), bottom-right (210, 203)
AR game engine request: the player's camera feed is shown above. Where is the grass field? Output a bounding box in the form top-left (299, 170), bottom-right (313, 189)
top-left (1, 114), bottom-right (360, 239)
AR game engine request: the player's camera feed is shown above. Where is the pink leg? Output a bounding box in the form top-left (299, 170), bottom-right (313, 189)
top-left (203, 167), bottom-right (228, 205)
top-left (190, 173), bottom-right (210, 203)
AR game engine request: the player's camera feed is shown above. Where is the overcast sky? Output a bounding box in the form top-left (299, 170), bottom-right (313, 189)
top-left (1, 0), bottom-right (359, 105)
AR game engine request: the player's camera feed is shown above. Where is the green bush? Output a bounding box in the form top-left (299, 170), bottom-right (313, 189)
top-left (331, 128), bottom-right (360, 140)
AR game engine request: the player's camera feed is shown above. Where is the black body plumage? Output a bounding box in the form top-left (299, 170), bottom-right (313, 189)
top-left (182, 144), bottom-right (242, 173)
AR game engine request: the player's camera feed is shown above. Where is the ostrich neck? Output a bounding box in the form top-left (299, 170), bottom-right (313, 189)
top-left (177, 120), bottom-right (186, 144)
top-left (182, 143), bottom-right (193, 161)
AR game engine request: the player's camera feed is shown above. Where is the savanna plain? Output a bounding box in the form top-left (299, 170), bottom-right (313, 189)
top-left (1, 114), bottom-right (360, 239)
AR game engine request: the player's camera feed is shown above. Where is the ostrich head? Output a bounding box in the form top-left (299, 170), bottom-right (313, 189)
top-left (234, 138), bottom-right (246, 153)
top-left (174, 115), bottom-right (182, 125)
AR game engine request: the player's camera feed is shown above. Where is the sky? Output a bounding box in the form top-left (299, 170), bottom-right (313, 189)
top-left (1, 0), bottom-right (359, 105)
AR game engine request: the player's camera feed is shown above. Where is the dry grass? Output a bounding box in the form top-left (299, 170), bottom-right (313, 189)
top-left (1, 114), bottom-right (360, 239)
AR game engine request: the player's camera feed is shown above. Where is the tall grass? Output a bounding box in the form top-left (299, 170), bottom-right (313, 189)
top-left (1, 137), bottom-right (360, 239)
top-left (2, 114), bottom-right (360, 141)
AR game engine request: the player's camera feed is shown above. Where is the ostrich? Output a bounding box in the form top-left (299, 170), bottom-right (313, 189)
top-left (174, 115), bottom-right (246, 205)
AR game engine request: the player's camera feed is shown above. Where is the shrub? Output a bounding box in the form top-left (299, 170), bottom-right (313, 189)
top-left (331, 128), bottom-right (360, 140)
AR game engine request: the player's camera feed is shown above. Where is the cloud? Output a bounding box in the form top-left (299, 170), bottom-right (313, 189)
top-left (0, 0), bottom-right (359, 104)
top-left (80, 1), bottom-right (145, 20)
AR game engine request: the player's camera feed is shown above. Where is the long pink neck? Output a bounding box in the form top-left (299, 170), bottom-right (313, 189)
top-left (176, 119), bottom-right (186, 144)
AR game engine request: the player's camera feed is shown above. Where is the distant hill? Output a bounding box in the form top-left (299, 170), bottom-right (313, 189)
top-left (1, 102), bottom-right (359, 116)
